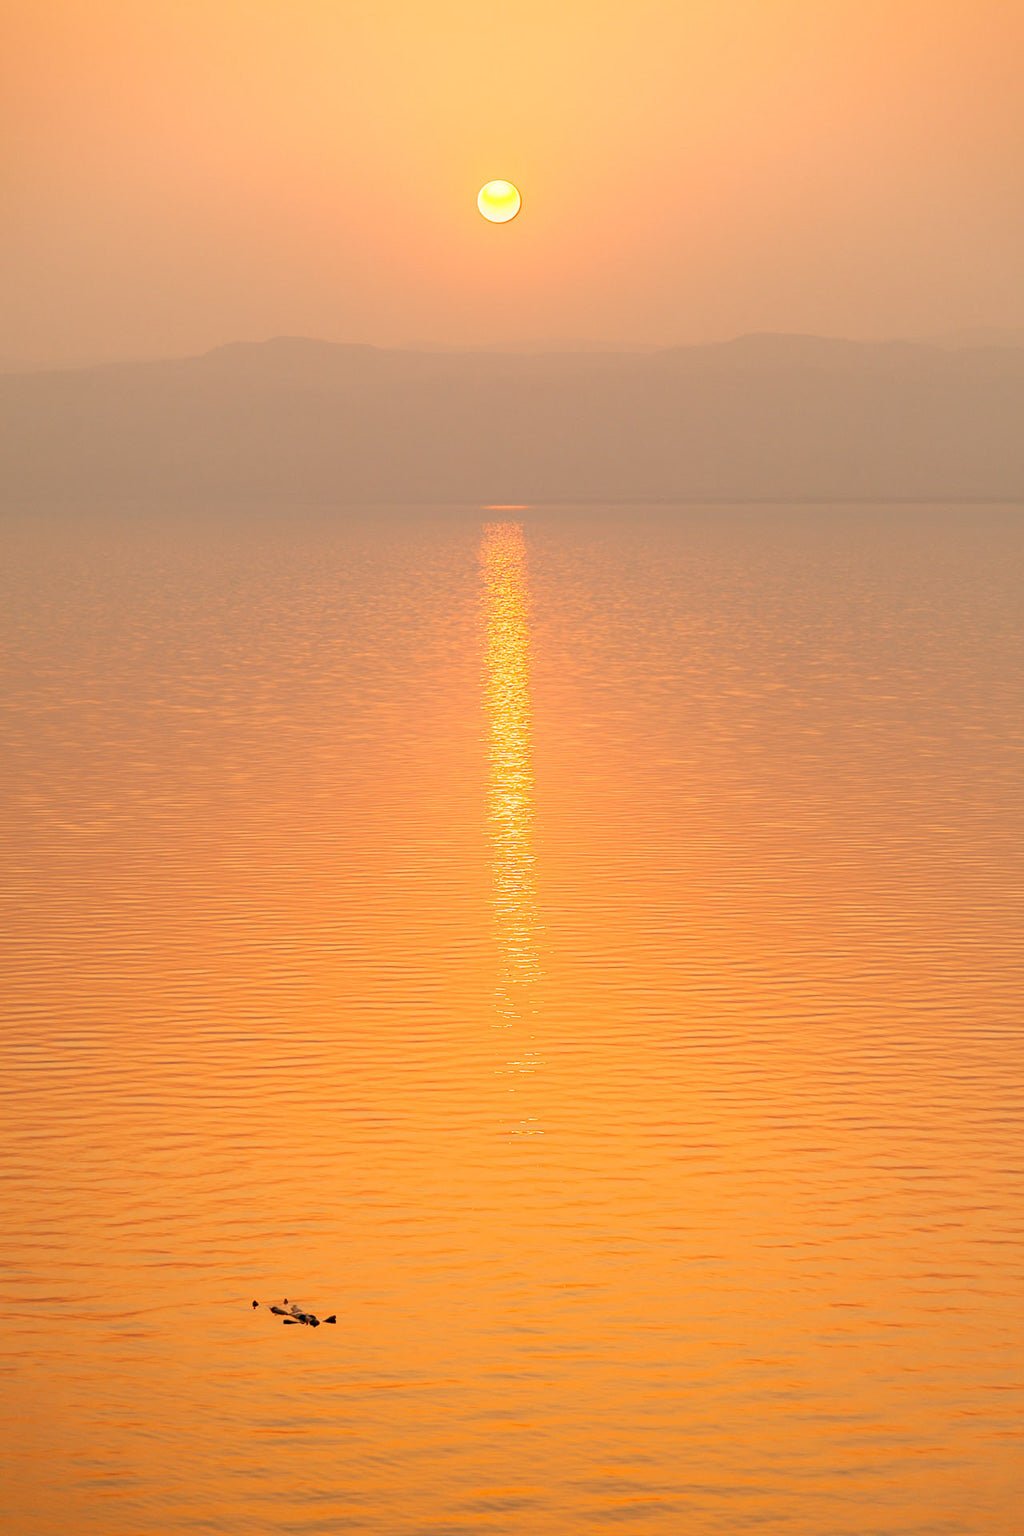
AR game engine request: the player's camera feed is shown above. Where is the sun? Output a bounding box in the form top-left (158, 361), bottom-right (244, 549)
top-left (477, 180), bottom-right (522, 224)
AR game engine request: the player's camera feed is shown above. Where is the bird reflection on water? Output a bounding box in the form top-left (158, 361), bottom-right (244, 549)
top-left (480, 521), bottom-right (544, 1132)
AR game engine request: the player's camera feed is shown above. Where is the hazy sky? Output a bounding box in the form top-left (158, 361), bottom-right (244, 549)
top-left (4, 0), bottom-right (1023, 364)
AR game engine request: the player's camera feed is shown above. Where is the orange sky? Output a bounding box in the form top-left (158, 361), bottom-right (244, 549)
top-left (3, 0), bottom-right (1023, 364)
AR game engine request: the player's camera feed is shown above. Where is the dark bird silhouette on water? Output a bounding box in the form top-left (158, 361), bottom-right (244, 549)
top-left (252, 1299), bottom-right (336, 1328)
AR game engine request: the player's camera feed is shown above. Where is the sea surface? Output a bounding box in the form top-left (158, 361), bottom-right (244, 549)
top-left (1, 503), bottom-right (1022, 1534)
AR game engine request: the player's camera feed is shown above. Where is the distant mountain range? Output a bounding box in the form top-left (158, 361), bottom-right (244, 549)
top-left (2, 333), bottom-right (1022, 503)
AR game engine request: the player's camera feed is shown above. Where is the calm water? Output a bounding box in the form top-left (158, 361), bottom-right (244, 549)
top-left (1, 504), bottom-right (1022, 1534)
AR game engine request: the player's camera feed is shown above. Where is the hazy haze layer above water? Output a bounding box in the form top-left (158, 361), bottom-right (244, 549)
top-left (1, 504), bottom-right (1022, 1534)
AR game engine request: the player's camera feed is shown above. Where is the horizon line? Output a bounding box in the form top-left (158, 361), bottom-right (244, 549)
top-left (5, 326), bottom-right (1024, 378)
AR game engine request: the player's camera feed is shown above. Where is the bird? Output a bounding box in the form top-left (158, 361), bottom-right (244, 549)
top-left (253, 1299), bottom-right (336, 1328)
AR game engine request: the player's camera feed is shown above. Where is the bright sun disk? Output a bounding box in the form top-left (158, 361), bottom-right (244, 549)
top-left (477, 180), bottom-right (522, 224)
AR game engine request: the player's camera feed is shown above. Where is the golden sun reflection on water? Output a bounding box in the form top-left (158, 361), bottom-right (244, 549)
top-left (480, 523), bottom-right (542, 1070)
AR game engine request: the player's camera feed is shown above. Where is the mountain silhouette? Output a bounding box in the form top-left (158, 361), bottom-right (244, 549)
top-left (3, 334), bottom-right (1022, 503)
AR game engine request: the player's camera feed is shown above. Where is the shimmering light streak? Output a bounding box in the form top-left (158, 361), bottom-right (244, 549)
top-left (481, 522), bottom-right (540, 1025)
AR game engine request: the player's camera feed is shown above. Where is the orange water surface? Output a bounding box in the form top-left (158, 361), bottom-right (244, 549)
top-left (1, 504), bottom-right (1022, 1533)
